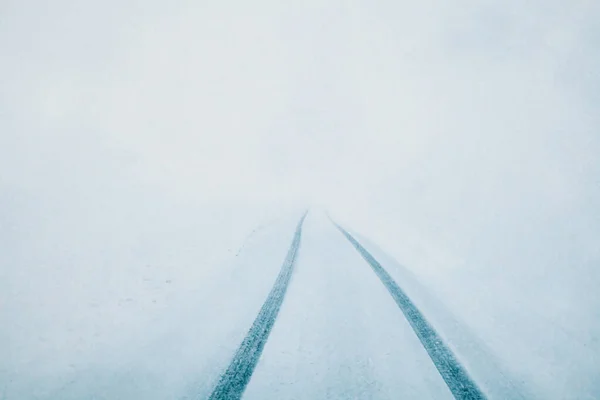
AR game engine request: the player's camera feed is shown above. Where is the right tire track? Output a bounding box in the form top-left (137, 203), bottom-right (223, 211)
top-left (333, 221), bottom-right (487, 400)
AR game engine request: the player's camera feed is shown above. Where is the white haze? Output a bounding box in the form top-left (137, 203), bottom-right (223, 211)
top-left (1, 0), bottom-right (600, 398)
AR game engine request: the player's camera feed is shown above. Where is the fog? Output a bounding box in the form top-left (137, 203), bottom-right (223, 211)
top-left (2, 1), bottom-right (599, 398)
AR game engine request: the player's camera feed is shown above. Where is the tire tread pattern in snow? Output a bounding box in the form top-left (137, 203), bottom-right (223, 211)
top-left (207, 212), bottom-right (307, 400)
top-left (333, 222), bottom-right (487, 400)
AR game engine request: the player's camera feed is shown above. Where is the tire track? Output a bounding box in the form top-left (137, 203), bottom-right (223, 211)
top-left (333, 222), bottom-right (487, 400)
top-left (207, 212), bottom-right (308, 400)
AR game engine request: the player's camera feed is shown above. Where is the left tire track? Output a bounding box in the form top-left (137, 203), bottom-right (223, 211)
top-left (207, 211), bottom-right (308, 400)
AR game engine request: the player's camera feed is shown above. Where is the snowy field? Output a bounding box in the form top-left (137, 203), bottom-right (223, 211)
top-left (3, 205), bottom-right (598, 399)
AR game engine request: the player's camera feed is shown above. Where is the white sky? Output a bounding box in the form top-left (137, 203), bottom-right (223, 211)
top-left (2, 1), bottom-right (599, 207)
top-left (4, 0), bottom-right (598, 283)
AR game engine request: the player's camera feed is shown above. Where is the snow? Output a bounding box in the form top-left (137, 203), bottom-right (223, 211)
top-left (0, 194), bottom-right (303, 399)
top-left (349, 232), bottom-right (529, 399)
top-left (333, 213), bottom-right (600, 400)
top-left (2, 200), bottom-right (600, 399)
top-left (244, 211), bottom-right (453, 399)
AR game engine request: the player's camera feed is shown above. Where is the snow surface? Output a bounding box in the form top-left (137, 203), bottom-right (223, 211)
top-left (2, 201), bottom-right (599, 399)
top-left (0, 197), bottom-right (303, 399)
top-left (245, 211), bottom-right (453, 399)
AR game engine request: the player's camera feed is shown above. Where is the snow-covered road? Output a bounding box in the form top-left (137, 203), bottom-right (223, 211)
top-left (2, 210), bottom-right (525, 399)
top-left (207, 210), bottom-right (528, 399)
top-left (243, 211), bottom-right (456, 399)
